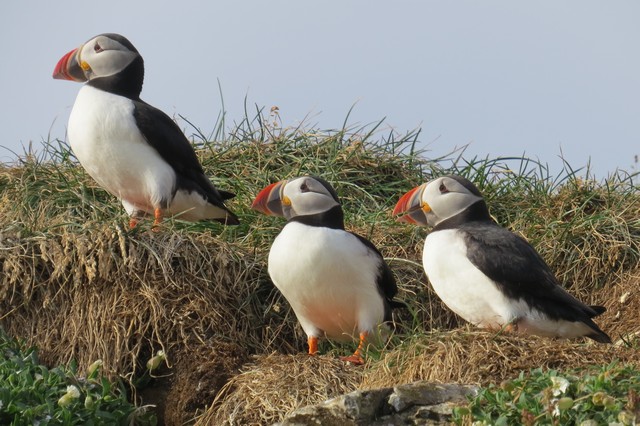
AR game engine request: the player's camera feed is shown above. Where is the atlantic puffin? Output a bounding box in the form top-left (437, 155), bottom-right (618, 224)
top-left (393, 175), bottom-right (611, 343)
top-left (52, 33), bottom-right (239, 227)
top-left (252, 176), bottom-right (404, 364)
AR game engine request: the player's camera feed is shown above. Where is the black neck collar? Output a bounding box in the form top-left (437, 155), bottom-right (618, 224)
top-left (289, 205), bottom-right (345, 230)
top-left (87, 56), bottom-right (144, 100)
top-left (432, 200), bottom-right (493, 231)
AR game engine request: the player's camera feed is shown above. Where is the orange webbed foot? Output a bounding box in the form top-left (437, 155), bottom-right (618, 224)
top-left (152, 208), bottom-right (164, 232)
top-left (340, 354), bottom-right (365, 365)
top-left (308, 336), bottom-right (319, 356)
top-left (489, 319), bottom-right (519, 336)
top-left (129, 218), bottom-right (139, 229)
top-left (503, 322), bottom-right (518, 333)
top-left (340, 332), bottom-right (367, 365)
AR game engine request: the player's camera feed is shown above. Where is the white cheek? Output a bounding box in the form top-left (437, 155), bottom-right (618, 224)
top-left (290, 193), bottom-right (338, 216)
top-left (431, 193), bottom-right (481, 220)
top-left (90, 51), bottom-right (137, 77)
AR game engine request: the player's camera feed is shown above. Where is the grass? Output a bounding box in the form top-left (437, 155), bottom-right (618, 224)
top-left (0, 106), bottom-right (639, 424)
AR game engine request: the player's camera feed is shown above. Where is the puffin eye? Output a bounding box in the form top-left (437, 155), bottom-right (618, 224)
top-left (300, 182), bottom-right (309, 192)
top-left (94, 42), bottom-right (103, 53)
top-left (439, 183), bottom-right (449, 194)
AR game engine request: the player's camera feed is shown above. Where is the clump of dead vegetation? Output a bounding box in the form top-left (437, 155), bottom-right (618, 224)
top-left (1, 110), bottom-right (639, 424)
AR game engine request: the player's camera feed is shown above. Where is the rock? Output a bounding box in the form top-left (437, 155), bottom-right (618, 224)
top-left (276, 381), bottom-right (478, 426)
top-left (388, 382), bottom-right (476, 412)
top-left (277, 389), bottom-right (391, 426)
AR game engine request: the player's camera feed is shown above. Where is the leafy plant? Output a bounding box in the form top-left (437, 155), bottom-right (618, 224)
top-left (453, 363), bottom-right (640, 425)
top-left (0, 328), bottom-right (156, 425)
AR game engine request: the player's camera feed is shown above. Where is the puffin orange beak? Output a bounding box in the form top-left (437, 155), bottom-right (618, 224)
top-left (53, 46), bottom-right (87, 82)
top-left (251, 181), bottom-right (287, 217)
top-left (393, 183), bottom-right (430, 225)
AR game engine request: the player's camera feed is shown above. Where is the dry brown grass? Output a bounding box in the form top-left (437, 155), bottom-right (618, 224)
top-left (361, 330), bottom-right (640, 391)
top-left (199, 353), bottom-right (363, 426)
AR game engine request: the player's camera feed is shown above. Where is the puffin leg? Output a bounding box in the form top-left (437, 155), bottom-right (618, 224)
top-left (340, 332), bottom-right (367, 365)
top-left (492, 319), bottom-right (519, 335)
top-left (308, 336), bottom-right (319, 356)
top-left (503, 322), bottom-right (518, 333)
top-left (152, 208), bottom-right (164, 231)
top-left (128, 209), bottom-right (146, 229)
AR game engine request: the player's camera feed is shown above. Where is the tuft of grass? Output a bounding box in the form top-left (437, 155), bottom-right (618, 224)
top-left (197, 353), bottom-right (363, 426)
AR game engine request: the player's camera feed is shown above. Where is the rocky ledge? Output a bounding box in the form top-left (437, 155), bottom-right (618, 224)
top-left (276, 381), bottom-right (478, 425)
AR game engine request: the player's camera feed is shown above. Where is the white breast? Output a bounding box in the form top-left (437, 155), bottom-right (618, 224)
top-left (423, 229), bottom-right (518, 328)
top-left (268, 222), bottom-right (385, 341)
top-left (68, 85), bottom-right (176, 214)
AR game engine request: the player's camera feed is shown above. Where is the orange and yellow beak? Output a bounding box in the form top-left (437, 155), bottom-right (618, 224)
top-left (251, 180), bottom-right (289, 217)
top-left (393, 183), bottom-right (430, 225)
top-left (52, 45), bottom-right (88, 82)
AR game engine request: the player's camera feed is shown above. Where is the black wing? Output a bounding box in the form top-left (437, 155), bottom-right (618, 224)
top-left (132, 100), bottom-right (237, 208)
top-left (350, 232), bottom-right (405, 321)
top-left (460, 222), bottom-right (604, 323)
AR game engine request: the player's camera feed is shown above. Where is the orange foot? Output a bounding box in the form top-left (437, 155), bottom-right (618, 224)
top-left (152, 208), bottom-right (164, 232)
top-left (489, 320), bottom-right (519, 335)
top-left (340, 332), bottom-right (367, 365)
top-left (308, 336), bottom-right (319, 356)
top-left (129, 218), bottom-right (139, 229)
top-left (503, 322), bottom-right (518, 333)
top-left (340, 354), bottom-right (365, 365)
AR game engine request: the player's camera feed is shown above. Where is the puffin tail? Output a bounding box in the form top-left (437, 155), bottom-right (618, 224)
top-left (214, 210), bottom-right (240, 225)
top-left (218, 190), bottom-right (236, 200)
top-left (587, 328), bottom-right (612, 344)
top-left (589, 305), bottom-right (606, 316)
top-left (582, 305), bottom-right (611, 343)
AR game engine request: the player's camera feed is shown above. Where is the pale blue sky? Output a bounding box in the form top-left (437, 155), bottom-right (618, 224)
top-left (1, 1), bottom-right (639, 177)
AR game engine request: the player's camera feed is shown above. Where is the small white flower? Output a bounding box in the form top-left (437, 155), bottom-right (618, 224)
top-left (66, 385), bottom-right (80, 399)
top-left (58, 385), bottom-right (81, 407)
top-left (550, 376), bottom-right (570, 396)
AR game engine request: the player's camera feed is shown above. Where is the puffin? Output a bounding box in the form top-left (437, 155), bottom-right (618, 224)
top-left (252, 176), bottom-right (404, 364)
top-left (52, 33), bottom-right (239, 228)
top-left (393, 175), bottom-right (611, 343)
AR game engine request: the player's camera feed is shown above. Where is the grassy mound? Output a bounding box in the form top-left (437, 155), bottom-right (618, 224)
top-left (1, 110), bottom-right (639, 423)
top-left (201, 353), bottom-right (363, 425)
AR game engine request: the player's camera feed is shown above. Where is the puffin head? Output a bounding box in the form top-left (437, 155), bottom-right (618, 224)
top-left (393, 175), bottom-right (485, 227)
top-left (252, 176), bottom-right (341, 221)
top-left (53, 33), bottom-right (143, 95)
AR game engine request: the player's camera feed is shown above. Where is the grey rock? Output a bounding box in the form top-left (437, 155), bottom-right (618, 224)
top-left (276, 382), bottom-right (478, 426)
top-left (388, 382), bottom-right (476, 412)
